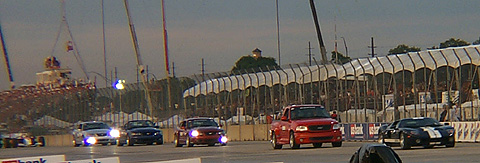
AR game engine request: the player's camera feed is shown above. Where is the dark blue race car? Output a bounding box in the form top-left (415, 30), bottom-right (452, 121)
top-left (117, 120), bottom-right (163, 146)
top-left (378, 117), bottom-right (455, 150)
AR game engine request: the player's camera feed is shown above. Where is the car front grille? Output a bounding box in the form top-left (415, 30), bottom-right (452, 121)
top-left (205, 132), bottom-right (218, 135)
top-left (308, 125), bottom-right (331, 131)
top-left (96, 133), bottom-right (107, 136)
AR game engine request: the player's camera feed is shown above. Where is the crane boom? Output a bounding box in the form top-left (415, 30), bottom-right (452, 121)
top-left (309, 0), bottom-right (328, 64)
top-left (0, 19), bottom-right (14, 89)
top-left (123, 0), bottom-right (155, 119)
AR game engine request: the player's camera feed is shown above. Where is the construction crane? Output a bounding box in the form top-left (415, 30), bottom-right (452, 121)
top-left (0, 18), bottom-right (14, 89)
top-left (309, 0), bottom-right (328, 64)
top-left (123, 0), bottom-right (155, 120)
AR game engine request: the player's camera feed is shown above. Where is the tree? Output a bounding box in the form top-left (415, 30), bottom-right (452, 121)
top-left (330, 51), bottom-right (351, 64)
top-left (473, 37), bottom-right (480, 45)
top-left (388, 44), bottom-right (421, 55)
top-left (439, 38), bottom-right (470, 48)
top-left (231, 56), bottom-right (278, 73)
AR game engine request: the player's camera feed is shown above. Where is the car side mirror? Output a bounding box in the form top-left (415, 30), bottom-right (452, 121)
top-left (443, 122), bottom-right (450, 126)
top-left (281, 116), bottom-right (288, 121)
top-left (219, 124), bottom-right (223, 127)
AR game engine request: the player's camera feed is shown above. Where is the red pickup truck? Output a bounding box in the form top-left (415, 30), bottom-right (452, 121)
top-left (270, 104), bottom-right (342, 149)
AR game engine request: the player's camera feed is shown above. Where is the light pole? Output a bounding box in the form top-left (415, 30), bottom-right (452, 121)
top-left (115, 79), bottom-right (125, 126)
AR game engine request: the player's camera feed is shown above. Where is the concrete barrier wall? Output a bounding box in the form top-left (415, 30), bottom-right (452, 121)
top-left (41, 122), bottom-right (480, 147)
top-left (44, 134), bottom-right (72, 147)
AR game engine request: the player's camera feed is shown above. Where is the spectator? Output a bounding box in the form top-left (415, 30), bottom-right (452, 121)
top-left (331, 111), bottom-right (338, 121)
top-left (439, 105), bottom-right (448, 122)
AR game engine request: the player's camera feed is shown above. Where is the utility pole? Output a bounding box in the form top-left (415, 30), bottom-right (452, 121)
top-left (368, 37), bottom-right (377, 57)
top-left (275, 0), bottom-right (281, 66)
top-left (172, 62), bottom-right (176, 77)
top-left (307, 41), bottom-right (314, 66)
top-left (201, 58), bottom-right (205, 79)
top-left (101, 0), bottom-right (108, 88)
top-left (334, 16), bottom-right (338, 64)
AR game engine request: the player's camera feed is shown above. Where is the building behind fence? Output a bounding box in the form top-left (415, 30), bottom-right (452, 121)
top-left (1, 45), bottom-right (480, 136)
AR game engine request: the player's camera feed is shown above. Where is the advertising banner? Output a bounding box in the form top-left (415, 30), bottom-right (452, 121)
top-left (62, 157), bottom-right (119, 163)
top-left (1, 155), bottom-right (65, 163)
top-left (366, 123), bottom-right (384, 140)
top-left (348, 123), bottom-right (366, 140)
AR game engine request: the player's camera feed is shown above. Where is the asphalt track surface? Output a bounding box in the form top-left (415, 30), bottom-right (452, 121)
top-left (1, 141), bottom-right (480, 163)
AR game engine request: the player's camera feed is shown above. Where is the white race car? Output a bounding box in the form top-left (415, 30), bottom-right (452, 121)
top-left (72, 121), bottom-right (120, 147)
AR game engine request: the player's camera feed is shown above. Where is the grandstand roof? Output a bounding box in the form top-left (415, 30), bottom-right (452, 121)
top-left (183, 45), bottom-right (480, 97)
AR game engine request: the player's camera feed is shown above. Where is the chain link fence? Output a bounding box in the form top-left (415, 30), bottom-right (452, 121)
top-left (2, 45), bottom-right (480, 135)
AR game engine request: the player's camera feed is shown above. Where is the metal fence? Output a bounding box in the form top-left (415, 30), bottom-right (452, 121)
top-left (2, 45), bottom-right (480, 135)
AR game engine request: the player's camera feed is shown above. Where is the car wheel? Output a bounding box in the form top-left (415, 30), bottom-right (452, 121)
top-left (400, 134), bottom-right (411, 150)
top-left (186, 136), bottom-right (194, 147)
top-left (289, 132), bottom-right (300, 149)
top-left (127, 136), bottom-right (134, 146)
top-left (73, 138), bottom-right (80, 147)
top-left (38, 137), bottom-right (45, 147)
top-left (446, 140), bottom-right (455, 148)
top-left (117, 139), bottom-right (124, 146)
top-left (221, 143), bottom-right (227, 146)
top-left (332, 141), bottom-right (342, 147)
top-left (4, 138), bottom-right (11, 148)
top-left (11, 139), bottom-right (18, 148)
top-left (271, 133), bottom-right (282, 149)
top-left (174, 135), bottom-right (183, 147)
top-left (313, 143), bottom-right (322, 148)
top-left (156, 139), bottom-right (163, 145)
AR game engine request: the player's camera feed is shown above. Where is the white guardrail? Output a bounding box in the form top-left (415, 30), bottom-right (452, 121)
top-left (1, 155), bottom-right (203, 163)
top-left (451, 122), bottom-right (480, 142)
top-left (0, 155), bottom-right (120, 163)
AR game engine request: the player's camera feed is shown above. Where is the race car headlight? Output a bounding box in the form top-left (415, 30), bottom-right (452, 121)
top-left (333, 124), bottom-right (341, 130)
top-left (446, 129), bottom-right (455, 135)
top-left (190, 130), bottom-right (199, 137)
top-left (109, 129), bottom-right (120, 138)
top-left (155, 131), bottom-right (162, 135)
top-left (296, 126), bottom-right (308, 132)
top-left (85, 137), bottom-right (96, 145)
top-left (220, 136), bottom-right (228, 143)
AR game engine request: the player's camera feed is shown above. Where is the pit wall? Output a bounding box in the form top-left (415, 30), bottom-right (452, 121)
top-left (41, 122), bottom-right (480, 147)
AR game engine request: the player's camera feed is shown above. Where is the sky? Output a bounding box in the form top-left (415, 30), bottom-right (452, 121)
top-left (0, 0), bottom-right (479, 91)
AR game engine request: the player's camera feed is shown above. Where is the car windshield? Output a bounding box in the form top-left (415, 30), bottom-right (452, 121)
top-left (399, 118), bottom-right (443, 128)
top-left (83, 123), bottom-right (110, 130)
top-left (187, 119), bottom-right (218, 129)
top-left (290, 106), bottom-right (330, 120)
top-left (127, 120), bottom-right (155, 129)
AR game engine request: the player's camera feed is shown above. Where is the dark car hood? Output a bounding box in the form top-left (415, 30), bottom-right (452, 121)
top-left (403, 125), bottom-right (453, 131)
top-left (190, 126), bottom-right (223, 131)
top-left (128, 127), bottom-right (160, 132)
top-left (350, 144), bottom-right (402, 163)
